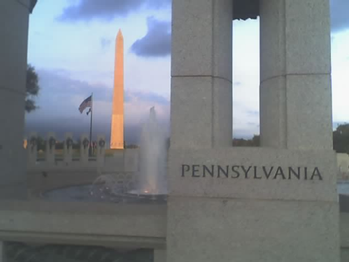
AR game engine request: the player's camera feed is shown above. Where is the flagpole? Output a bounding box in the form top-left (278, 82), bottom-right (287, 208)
top-left (89, 93), bottom-right (93, 157)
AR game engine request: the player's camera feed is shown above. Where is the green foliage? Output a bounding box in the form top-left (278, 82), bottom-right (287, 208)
top-left (231, 124), bottom-right (349, 153)
top-left (25, 64), bottom-right (40, 113)
top-left (333, 123), bottom-right (349, 153)
top-left (233, 135), bottom-right (260, 147)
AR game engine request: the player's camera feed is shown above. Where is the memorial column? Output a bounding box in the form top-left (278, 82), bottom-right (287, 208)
top-left (259, 0), bottom-right (333, 150)
top-left (0, 0), bottom-right (32, 199)
top-left (171, 0), bottom-right (233, 149)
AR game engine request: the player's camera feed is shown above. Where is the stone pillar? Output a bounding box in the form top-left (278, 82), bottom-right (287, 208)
top-left (168, 0), bottom-right (339, 262)
top-left (80, 134), bottom-right (89, 164)
top-left (0, 0), bottom-right (32, 199)
top-left (154, 249), bottom-right (166, 262)
top-left (342, 249), bottom-right (349, 262)
top-left (96, 135), bottom-right (106, 166)
top-left (259, 0), bottom-right (332, 150)
top-left (0, 242), bottom-right (6, 262)
top-left (171, 0), bottom-right (233, 149)
top-left (27, 132), bottom-right (37, 166)
top-left (63, 133), bottom-right (73, 164)
top-left (45, 132), bottom-right (56, 164)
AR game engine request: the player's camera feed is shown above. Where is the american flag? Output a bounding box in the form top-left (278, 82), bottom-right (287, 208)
top-left (78, 95), bottom-right (92, 114)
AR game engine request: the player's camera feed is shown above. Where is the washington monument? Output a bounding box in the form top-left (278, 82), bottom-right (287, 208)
top-left (110, 29), bottom-right (124, 149)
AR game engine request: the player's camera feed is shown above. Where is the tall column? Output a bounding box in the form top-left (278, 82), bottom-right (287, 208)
top-left (110, 30), bottom-right (124, 150)
top-left (260, 0), bottom-right (333, 150)
top-left (0, 0), bottom-right (32, 199)
top-left (168, 1), bottom-right (233, 262)
top-left (171, 0), bottom-right (233, 149)
top-left (0, 242), bottom-right (6, 262)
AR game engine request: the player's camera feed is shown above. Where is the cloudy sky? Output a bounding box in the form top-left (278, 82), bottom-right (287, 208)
top-left (26, 0), bottom-right (349, 144)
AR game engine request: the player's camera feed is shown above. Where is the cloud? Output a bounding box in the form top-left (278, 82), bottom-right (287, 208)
top-left (131, 17), bottom-right (171, 57)
top-left (100, 37), bottom-right (112, 49)
top-left (25, 69), bottom-right (170, 144)
top-left (58, 0), bottom-right (170, 22)
top-left (331, 0), bottom-right (349, 32)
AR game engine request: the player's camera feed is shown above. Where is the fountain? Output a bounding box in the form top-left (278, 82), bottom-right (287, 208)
top-left (89, 106), bottom-right (167, 201)
top-left (42, 107), bottom-right (168, 203)
top-left (131, 106), bottom-right (167, 196)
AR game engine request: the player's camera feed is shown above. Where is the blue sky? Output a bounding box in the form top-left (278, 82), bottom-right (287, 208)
top-left (26, 0), bottom-right (349, 143)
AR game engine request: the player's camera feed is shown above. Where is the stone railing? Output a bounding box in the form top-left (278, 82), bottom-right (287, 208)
top-left (26, 132), bottom-right (106, 165)
top-left (25, 132), bottom-right (139, 173)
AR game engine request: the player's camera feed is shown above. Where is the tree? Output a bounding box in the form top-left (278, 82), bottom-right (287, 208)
top-left (333, 123), bottom-right (349, 154)
top-left (25, 64), bottom-right (40, 113)
top-left (233, 135), bottom-right (260, 147)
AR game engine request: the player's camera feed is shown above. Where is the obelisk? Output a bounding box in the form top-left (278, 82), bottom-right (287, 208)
top-left (110, 29), bottom-right (124, 149)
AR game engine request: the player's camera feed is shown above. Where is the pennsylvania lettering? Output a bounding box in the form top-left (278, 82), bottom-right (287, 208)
top-left (181, 165), bottom-right (323, 181)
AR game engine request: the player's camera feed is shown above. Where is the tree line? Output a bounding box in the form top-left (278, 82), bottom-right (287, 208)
top-left (233, 124), bottom-right (349, 154)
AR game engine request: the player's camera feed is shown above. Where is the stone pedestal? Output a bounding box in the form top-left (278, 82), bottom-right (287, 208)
top-left (97, 135), bottom-right (106, 166)
top-left (168, 149), bottom-right (339, 262)
top-left (168, 0), bottom-right (340, 261)
top-left (63, 133), bottom-right (73, 164)
top-left (0, 0), bottom-right (30, 199)
top-left (27, 133), bottom-right (37, 166)
top-left (80, 134), bottom-right (89, 164)
top-left (45, 132), bottom-right (56, 164)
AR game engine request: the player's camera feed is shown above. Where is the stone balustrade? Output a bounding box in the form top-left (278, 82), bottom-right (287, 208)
top-left (25, 132), bottom-right (138, 173)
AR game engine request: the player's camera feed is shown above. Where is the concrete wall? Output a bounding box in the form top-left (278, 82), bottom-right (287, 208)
top-left (341, 213), bottom-right (349, 261)
top-left (0, 0), bottom-right (32, 199)
top-left (0, 200), bottom-right (167, 249)
top-left (0, 200), bottom-right (347, 261)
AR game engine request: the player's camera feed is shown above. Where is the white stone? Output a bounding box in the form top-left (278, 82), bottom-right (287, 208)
top-left (260, 0), bottom-right (332, 150)
top-left (45, 132), bottom-right (56, 164)
top-left (63, 133), bottom-right (73, 164)
top-left (168, 148), bottom-right (338, 202)
top-left (0, 201), bottom-right (166, 249)
top-left (171, 77), bottom-right (232, 149)
top-left (340, 213), bottom-right (349, 249)
top-left (96, 135), bottom-right (106, 166)
top-left (341, 249), bottom-right (349, 262)
top-left (171, 0), bottom-right (232, 149)
top-left (260, 75), bottom-right (333, 150)
top-left (0, 241), bottom-right (5, 262)
top-left (124, 149), bottom-right (139, 172)
top-left (260, 0), bottom-right (331, 81)
top-left (167, 197), bottom-right (339, 262)
top-left (27, 132), bottom-right (38, 166)
top-left (285, 75), bottom-right (333, 150)
top-left (154, 249), bottom-right (166, 262)
top-left (80, 134), bottom-right (89, 164)
top-left (168, 0), bottom-right (340, 260)
top-left (0, 0), bottom-right (30, 199)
